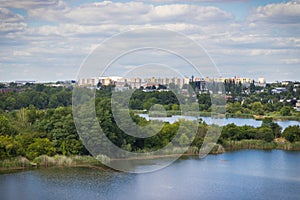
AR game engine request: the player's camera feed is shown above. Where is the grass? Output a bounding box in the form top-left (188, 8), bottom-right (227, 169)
top-left (0, 157), bottom-right (32, 170)
top-left (0, 155), bottom-right (112, 174)
top-left (33, 155), bottom-right (106, 167)
top-left (221, 139), bottom-right (300, 151)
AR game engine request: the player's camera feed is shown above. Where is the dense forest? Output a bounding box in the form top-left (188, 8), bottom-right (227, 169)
top-left (0, 83), bottom-right (300, 162)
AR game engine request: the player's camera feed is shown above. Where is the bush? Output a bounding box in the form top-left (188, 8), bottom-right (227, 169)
top-left (283, 125), bottom-right (300, 143)
top-left (26, 138), bottom-right (56, 160)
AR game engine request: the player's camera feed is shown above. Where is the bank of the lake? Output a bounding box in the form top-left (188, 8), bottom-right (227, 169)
top-left (2, 139), bottom-right (300, 174)
top-left (205, 140), bottom-right (300, 155)
top-left (220, 140), bottom-right (300, 151)
top-left (0, 155), bottom-right (115, 174)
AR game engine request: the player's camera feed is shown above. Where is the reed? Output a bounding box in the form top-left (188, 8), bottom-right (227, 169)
top-left (0, 157), bottom-right (31, 169)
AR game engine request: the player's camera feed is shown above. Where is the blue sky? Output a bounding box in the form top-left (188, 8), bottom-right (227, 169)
top-left (0, 0), bottom-right (300, 82)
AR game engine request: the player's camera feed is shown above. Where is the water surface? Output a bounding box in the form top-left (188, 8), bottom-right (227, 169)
top-left (1, 150), bottom-right (299, 200)
top-left (139, 114), bottom-right (300, 130)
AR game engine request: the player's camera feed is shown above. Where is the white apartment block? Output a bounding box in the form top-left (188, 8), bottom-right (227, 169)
top-left (78, 76), bottom-right (261, 89)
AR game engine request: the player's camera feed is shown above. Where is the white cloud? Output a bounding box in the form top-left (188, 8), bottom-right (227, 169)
top-left (281, 58), bottom-right (300, 64)
top-left (148, 4), bottom-right (233, 23)
top-left (13, 51), bottom-right (32, 56)
top-left (132, 0), bottom-right (247, 2)
top-left (0, 0), bottom-right (299, 82)
top-left (26, 1), bottom-right (233, 25)
top-left (248, 49), bottom-right (288, 56)
top-left (248, 0), bottom-right (300, 24)
top-left (0, 0), bottom-right (59, 9)
top-left (0, 8), bottom-right (27, 32)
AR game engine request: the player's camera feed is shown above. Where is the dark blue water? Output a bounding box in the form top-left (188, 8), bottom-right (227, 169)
top-left (0, 150), bottom-right (299, 200)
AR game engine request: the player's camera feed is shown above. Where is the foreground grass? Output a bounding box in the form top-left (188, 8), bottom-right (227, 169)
top-left (0, 155), bottom-right (112, 173)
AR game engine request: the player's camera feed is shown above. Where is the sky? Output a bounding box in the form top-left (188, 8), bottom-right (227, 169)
top-left (0, 0), bottom-right (300, 82)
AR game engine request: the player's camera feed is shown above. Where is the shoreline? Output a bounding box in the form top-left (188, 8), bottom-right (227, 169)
top-left (0, 155), bottom-right (116, 174)
top-left (1, 143), bottom-right (300, 174)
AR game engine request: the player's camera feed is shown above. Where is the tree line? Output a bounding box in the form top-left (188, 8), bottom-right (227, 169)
top-left (0, 84), bottom-right (72, 111)
top-left (0, 85), bottom-right (299, 160)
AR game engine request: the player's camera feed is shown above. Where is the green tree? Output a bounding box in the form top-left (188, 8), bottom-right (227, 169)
top-left (27, 105), bottom-right (38, 125)
top-left (0, 115), bottom-right (17, 135)
top-left (221, 123), bottom-right (239, 140)
top-left (283, 125), bottom-right (300, 142)
top-left (26, 138), bottom-right (56, 159)
top-left (257, 127), bottom-right (274, 142)
top-left (6, 96), bottom-right (16, 110)
top-left (280, 106), bottom-right (291, 116)
top-left (261, 118), bottom-right (282, 138)
top-left (60, 139), bottom-right (85, 155)
top-left (142, 97), bottom-right (158, 110)
top-left (250, 80), bottom-right (255, 94)
top-left (172, 104), bottom-right (179, 111)
top-left (0, 135), bottom-right (22, 158)
top-left (250, 102), bottom-right (264, 115)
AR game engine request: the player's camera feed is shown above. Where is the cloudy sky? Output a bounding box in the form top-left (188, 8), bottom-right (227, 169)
top-left (0, 0), bottom-right (300, 82)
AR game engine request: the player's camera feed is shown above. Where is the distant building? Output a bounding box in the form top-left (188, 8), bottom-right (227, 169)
top-left (272, 87), bottom-right (286, 94)
top-left (15, 80), bottom-right (36, 85)
top-left (194, 80), bottom-right (206, 91)
top-left (143, 77), bottom-right (189, 88)
top-left (234, 77), bottom-right (252, 85)
top-left (214, 77), bottom-right (225, 83)
top-left (129, 78), bottom-right (142, 89)
top-left (294, 83), bottom-right (300, 88)
top-left (204, 77), bottom-right (214, 83)
top-left (78, 77), bottom-right (118, 87)
top-left (255, 77), bottom-right (266, 87)
top-left (115, 78), bottom-right (128, 88)
top-left (208, 76), bottom-right (252, 85)
top-left (78, 77), bottom-right (99, 86)
top-left (281, 81), bottom-right (292, 86)
top-left (77, 75), bottom-right (265, 92)
top-left (295, 100), bottom-right (300, 112)
top-left (258, 77), bottom-right (266, 84)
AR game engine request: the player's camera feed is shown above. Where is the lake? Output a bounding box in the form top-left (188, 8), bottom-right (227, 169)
top-left (0, 150), bottom-right (300, 200)
top-left (139, 114), bottom-right (300, 130)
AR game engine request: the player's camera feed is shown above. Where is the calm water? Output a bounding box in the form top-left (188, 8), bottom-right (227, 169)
top-left (1, 150), bottom-right (300, 200)
top-left (139, 114), bottom-right (300, 130)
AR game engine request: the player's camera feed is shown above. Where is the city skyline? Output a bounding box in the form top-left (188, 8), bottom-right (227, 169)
top-left (1, 0), bottom-right (300, 82)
